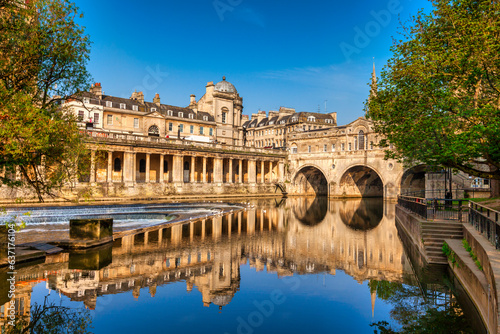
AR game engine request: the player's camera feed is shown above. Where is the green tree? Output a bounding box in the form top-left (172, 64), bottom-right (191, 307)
top-left (367, 0), bottom-right (500, 195)
top-left (0, 0), bottom-right (92, 201)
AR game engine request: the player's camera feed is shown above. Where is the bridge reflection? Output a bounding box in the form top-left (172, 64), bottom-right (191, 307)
top-left (1, 198), bottom-right (410, 321)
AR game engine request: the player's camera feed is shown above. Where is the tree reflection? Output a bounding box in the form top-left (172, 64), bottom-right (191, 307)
top-left (369, 280), bottom-right (472, 334)
top-left (5, 297), bottom-right (92, 334)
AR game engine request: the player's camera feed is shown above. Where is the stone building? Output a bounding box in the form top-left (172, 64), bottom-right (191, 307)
top-left (243, 107), bottom-right (337, 149)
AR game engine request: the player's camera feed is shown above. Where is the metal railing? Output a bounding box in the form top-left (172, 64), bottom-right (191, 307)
top-left (398, 196), bottom-right (467, 222)
top-left (469, 202), bottom-right (500, 249)
top-left (427, 199), bottom-right (467, 222)
top-left (398, 196), bottom-right (428, 219)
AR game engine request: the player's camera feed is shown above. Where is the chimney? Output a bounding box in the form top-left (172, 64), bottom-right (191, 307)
top-left (90, 82), bottom-right (102, 99)
top-left (134, 91), bottom-right (144, 104)
top-left (190, 94), bottom-right (196, 105)
top-left (153, 93), bottom-right (160, 106)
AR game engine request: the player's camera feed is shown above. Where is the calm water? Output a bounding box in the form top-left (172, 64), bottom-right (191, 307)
top-left (1, 197), bottom-right (477, 333)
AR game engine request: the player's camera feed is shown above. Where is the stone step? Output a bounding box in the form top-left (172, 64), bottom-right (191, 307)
top-left (421, 226), bottom-right (463, 232)
top-left (422, 231), bottom-right (463, 237)
top-left (421, 221), bottom-right (463, 226)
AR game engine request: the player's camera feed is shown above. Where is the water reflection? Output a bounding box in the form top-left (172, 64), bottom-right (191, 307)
top-left (0, 198), bottom-right (473, 333)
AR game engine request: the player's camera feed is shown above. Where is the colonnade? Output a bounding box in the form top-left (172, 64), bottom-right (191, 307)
top-left (85, 149), bottom-right (284, 185)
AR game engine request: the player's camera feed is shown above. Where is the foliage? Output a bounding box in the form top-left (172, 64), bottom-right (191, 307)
top-left (1, 208), bottom-right (29, 231)
top-left (462, 239), bottom-right (483, 271)
top-left (442, 241), bottom-right (458, 267)
top-left (5, 297), bottom-right (93, 334)
top-left (371, 306), bottom-right (473, 334)
top-left (367, 0), bottom-right (500, 182)
top-left (370, 279), bottom-right (473, 333)
top-left (0, 0), bottom-right (92, 201)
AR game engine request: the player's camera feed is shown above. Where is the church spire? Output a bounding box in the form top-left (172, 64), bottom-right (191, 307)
top-left (370, 59), bottom-right (377, 97)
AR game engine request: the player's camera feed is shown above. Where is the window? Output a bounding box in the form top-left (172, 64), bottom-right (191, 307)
top-left (179, 124), bottom-right (184, 133)
top-left (168, 122), bottom-right (173, 131)
top-left (120, 103), bottom-right (126, 109)
top-left (94, 113), bottom-right (99, 124)
top-left (199, 126), bottom-right (204, 135)
top-left (163, 160), bottom-right (168, 172)
top-left (107, 115), bottom-right (113, 125)
top-left (203, 116), bottom-right (208, 121)
top-left (132, 105), bottom-right (138, 111)
top-left (148, 125), bottom-right (159, 137)
top-left (358, 130), bottom-right (365, 150)
top-left (307, 116), bottom-right (315, 122)
top-left (348, 143), bottom-right (352, 151)
top-left (370, 141), bottom-right (374, 150)
top-left (106, 101), bottom-right (112, 107)
top-left (188, 113), bottom-right (194, 119)
top-left (167, 110), bottom-right (173, 116)
top-left (308, 146), bottom-right (311, 153)
top-left (209, 128), bottom-right (213, 136)
top-left (332, 144), bottom-right (336, 152)
top-left (323, 144), bottom-right (327, 152)
top-left (151, 107), bottom-right (157, 112)
top-left (78, 110), bottom-right (84, 121)
top-left (222, 112), bottom-right (226, 123)
top-left (341, 143), bottom-right (345, 151)
top-left (114, 158), bottom-right (121, 172)
top-left (139, 159), bottom-right (146, 173)
top-left (134, 118), bottom-right (139, 128)
top-left (178, 112), bottom-right (183, 118)
top-left (190, 125), bottom-right (194, 134)
top-left (291, 146), bottom-right (298, 154)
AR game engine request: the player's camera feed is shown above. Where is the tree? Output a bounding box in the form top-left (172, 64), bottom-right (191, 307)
top-left (0, 0), bottom-right (92, 201)
top-left (367, 0), bottom-right (500, 195)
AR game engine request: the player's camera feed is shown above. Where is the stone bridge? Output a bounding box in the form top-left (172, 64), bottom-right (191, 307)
top-left (286, 118), bottom-right (426, 199)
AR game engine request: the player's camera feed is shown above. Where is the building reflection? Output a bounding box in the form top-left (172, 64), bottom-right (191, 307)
top-left (2, 197), bottom-right (409, 319)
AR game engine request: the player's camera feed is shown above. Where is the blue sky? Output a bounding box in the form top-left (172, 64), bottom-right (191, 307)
top-left (75, 0), bottom-right (431, 125)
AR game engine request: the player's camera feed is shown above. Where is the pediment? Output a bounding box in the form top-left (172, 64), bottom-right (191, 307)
top-left (145, 111), bottom-right (164, 118)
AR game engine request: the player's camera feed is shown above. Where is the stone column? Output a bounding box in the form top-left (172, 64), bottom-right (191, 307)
top-left (145, 153), bottom-right (151, 183)
top-left (228, 159), bottom-right (233, 183)
top-left (123, 152), bottom-right (134, 185)
top-left (239, 160), bottom-right (243, 184)
top-left (191, 156), bottom-right (196, 183)
top-left (159, 154), bottom-right (164, 183)
top-left (278, 161), bottom-right (285, 182)
top-left (133, 152), bottom-right (137, 183)
top-left (107, 151), bottom-right (113, 183)
top-left (173, 155), bottom-right (183, 185)
top-left (214, 158), bottom-right (223, 184)
top-left (90, 150), bottom-right (96, 183)
top-left (260, 160), bottom-right (265, 184)
top-left (269, 161), bottom-right (274, 183)
top-left (202, 157), bottom-right (207, 183)
top-left (248, 160), bottom-right (256, 184)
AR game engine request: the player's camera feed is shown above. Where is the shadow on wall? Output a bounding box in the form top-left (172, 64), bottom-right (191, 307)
top-left (339, 166), bottom-right (383, 197)
top-left (339, 198), bottom-right (384, 231)
top-left (293, 167), bottom-right (328, 196)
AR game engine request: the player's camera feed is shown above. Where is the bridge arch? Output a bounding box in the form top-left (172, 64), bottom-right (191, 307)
top-left (338, 164), bottom-right (384, 197)
top-left (292, 164), bottom-right (328, 196)
top-left (399, 165), bottom-right (427, 196)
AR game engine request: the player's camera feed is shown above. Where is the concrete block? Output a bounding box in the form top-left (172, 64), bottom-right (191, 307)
top-left (70, 218), bottom-right (113, 240)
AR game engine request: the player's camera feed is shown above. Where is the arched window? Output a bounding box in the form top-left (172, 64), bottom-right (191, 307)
top-left (114, 158), bottom-right (121, 172)
top-left (184, 161), bottom-right (190, 171)
top-left (148, 125), bottom-right (159, 137)
top-left (139, 159), bottom-right (146, 173)
top-left (358, 130), bottom-right (365, 150)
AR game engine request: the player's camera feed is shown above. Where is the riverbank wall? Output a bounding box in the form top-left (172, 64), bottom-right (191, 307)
top-left (396, 204), bottom-right (500, 333)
